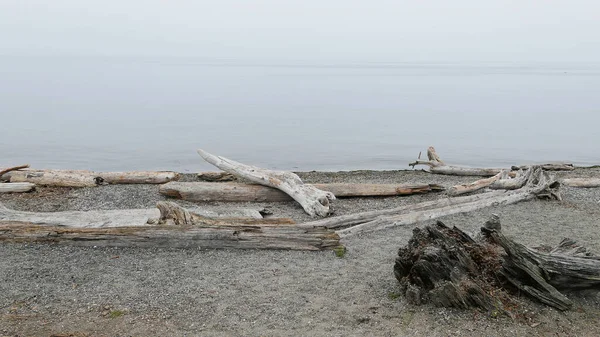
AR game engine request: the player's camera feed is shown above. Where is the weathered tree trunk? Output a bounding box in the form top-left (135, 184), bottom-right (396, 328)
top-left (447, 170), bottom-right (505, 196)
top-left (198, 149), bottom-right (335, 217)
top-left (0, 203), bottom-right (291, 228)
top-left (159, 181), bottom-right (442, 202)
top-left (409, 146), bottom-right (508, 176)
top-left (2, 169), bottom-right (180, 187)
top-left (0, 221), bottom-right (340, 251)
top-left (0, 202), bottom-right (335, 250)
top-left (394, 218), bottom-right (600, 313)
top-left (333, 169), bottom-right (559, 237)
top-left (561, 178), bottom-right (600, 188)
top-left (197, 171), bottom-right (237, 182)
top-left (0, 183), bottom-right (35, 193)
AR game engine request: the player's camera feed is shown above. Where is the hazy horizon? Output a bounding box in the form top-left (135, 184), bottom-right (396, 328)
top-left (1, 1), bottom-right (599, 63)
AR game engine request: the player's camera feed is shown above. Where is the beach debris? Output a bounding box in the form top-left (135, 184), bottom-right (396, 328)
top-left (561, 178), bottom-right (600, 188)
top-left (0, 164), bottom-right (30, 180)
top-left (0, 202), bottom-right (285, 228)
top-left (197, 171), bottom-right (237, 182)
top-left (0, 202), bottom-right (342, 251)
top-left (394, 216), bottom-right (600, 313)
top-left (297, 167), bottom-right (560, 237)
top-left (0, 182), bottom-right (36, 193)
top-left (1, 169), bottom-right (180, 187)
top-left (198, 149), bottom-right (335, 217)
top-left (159, 181), bottom-right (442, 202)
top-left (409, 146), bottom-right (507, 176)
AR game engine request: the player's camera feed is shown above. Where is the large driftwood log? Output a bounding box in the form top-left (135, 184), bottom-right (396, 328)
top-left (334, 168), bottom-right (559, 237)
top-left (159, 182), bottom-right (442, 202)
top-left (0, 221), bottom-right (339, 251)
top-left (198, 149), bottom-right (335, 217)
top-left (0, 202), bottom-right (334, 250)
top-left (1, 169), bottom-right (180, 187)
top-left (0, 183), bottom-right (35, 193)
top-left (0, 203), bottom-right (291, 228)
top-left (409, 146), bottom-right (507, 176)
top-left (394, 218), bottom-right (600, 313)
top-left (561, 178), bottom-right (600, 188)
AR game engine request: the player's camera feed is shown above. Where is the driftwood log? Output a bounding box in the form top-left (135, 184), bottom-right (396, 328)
top-left (409, 147), bottom-right (507, 176)
top-left (0, 183), bottom-right (35, 193)
top-left (0, 203), bottom-right (290, 228)
top-left (159, 182), bottom-right (442, 202)
top-left (394, 218), bottom-right (600, 313)
top-left (1, 169), bottom-right (180, 187)
top-left (198, 149), bottom-right (335, 217)
top-left (561, 178), bottom-right (600, 188)
top-left (0, 202), bottom-right (339, 251)
top-left (512, 163), bottom-right (575, 171)
top-left (299, 168), bottom-right (559, 238)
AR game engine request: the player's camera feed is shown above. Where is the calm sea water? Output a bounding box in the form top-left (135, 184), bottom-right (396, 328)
top-left (1, 56), bottom-right (599, 172)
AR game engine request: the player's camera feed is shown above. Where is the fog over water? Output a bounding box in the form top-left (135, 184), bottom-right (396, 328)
top-left (1, 1), bottom-right (599, 171)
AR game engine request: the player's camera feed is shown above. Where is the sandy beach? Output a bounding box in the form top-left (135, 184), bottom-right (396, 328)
top-left (1, 168), bottom-right (600, 336)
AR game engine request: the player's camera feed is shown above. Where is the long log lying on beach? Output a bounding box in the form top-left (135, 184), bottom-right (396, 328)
top-left (561, 178), bottom-right (600, 188)
top-left (159, 181), bottom-right (442, 202)
top-left (0, 221), bottom-right (339, 250)
top-left (1, 169), bottom-right (180, 187)
top-left (394, 217), bottom-right (600, 312)
top-left (0, 183), bottom-right (35, 193)
top-left (0, 203), bottom-right (291, 228)
top-left (198, 149), bottom-right (335, 217)
top-left (0, 202), bottom-right (338, 251)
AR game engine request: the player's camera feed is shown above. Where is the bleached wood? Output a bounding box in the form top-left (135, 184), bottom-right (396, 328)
top-left (198, 149), bottom-right (335, 217)
top-left (0, 183), bottom-right (35, 193)
top-left (98, 171), bottom-right (179, 184)
top-left (408, 146), bottom-right (509, 177)
top-left (447, 170), bottom-right (504, 196)
top-left (512, 163), bottom-right (575, 171)
top-left (3, 169), bottom-right (179, 187)
top-left (159, 182), bottom-right (441, 202)
top-left (561, 178), bottom-right (600, 188)
top-left (490, 168), bottom-right (532, 190)
top-left (0, 203), bottom-right (285, 228)
top-left (297, 191), bottom-right (507, 230)
top-left (335, 169), bottom-right (559, 237)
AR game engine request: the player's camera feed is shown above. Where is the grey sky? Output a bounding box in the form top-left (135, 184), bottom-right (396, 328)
top-left (1, 0), bottom-right (599, 62)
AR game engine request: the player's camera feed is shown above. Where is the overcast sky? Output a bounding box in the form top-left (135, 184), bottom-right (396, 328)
top-left (1, 0), bottom-right (598, 62)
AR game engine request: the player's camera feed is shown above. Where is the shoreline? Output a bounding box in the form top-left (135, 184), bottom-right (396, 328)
top-left (1, 168), bottom-right (600, 336)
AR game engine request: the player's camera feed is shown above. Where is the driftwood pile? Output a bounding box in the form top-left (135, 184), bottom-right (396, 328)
top-left (1, 145), bottom-right (599, 257)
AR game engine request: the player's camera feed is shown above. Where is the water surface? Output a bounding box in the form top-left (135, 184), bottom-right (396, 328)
top-left (1, 56), bottom-right (598, 171)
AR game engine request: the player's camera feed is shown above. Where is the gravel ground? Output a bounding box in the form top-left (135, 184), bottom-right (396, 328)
top-left (1, 168), bottom-right (600, 336)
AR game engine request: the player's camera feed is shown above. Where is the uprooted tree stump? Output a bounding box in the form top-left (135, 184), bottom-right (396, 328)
top-left (394, 217), bottom-right (600, 314)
